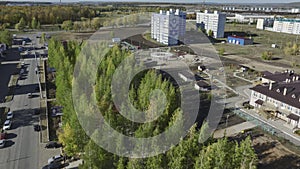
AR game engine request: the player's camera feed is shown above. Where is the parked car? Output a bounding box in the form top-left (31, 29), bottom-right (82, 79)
top-left (51, 106), bottom-right (64, 117)
top-left (3, 120), bottom-right (12, 130)
top-left (34, 124), bottom-right (41, 132)
top-left (48, 154), bottom-right (64, 164)
top-left (0, 140), bottom-right (5, 148)
top-left (27, 93), bottom-right (33, 98)
top-left (6, 111), bottom-right (13, 120)
top-left (45, 141), bottom-right (62, 149)
top-left (35, 86), bottom-right (40, 92)
top-left (34, 109), bottom-right (40, 115)
top-left (47, 162), bottom-right (64, 169)
top-left (46, 34), bottom-right (51, 39)
top-left (51, 112), bottom-right (63, 117)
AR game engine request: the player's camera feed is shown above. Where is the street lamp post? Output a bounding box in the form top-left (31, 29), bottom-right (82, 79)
top-left (225, 114), bottom-right (230, 128)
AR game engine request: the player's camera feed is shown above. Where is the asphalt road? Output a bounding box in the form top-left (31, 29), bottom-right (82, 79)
top-left (0, 49), bottom-right (20, 102)
top-left (0, 55), bottom-right (41, 168)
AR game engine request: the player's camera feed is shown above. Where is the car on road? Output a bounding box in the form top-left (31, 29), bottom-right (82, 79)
top-left (0, 140), bottom-right (5, 148)
top-left (45, 141), bottom-right (62, 149)
top-left (48, 154), bottom-right (64, 164)
top-left (3, 120), bottom-right (12, 130)
top-left (6, 111), bottom-right (13, 120)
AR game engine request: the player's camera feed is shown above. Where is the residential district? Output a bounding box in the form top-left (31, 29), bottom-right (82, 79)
top-left (0, 1), bottom-right (300, 169)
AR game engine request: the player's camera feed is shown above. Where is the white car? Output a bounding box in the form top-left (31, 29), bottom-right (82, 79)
top-left (6, 112), bottom-right (13, 120)
top-left (3, 120), bottom-right (12, 130)
top-left (0, 140), bottom-right (5, 148)
top-left (48, 154), bottom-right (64, 164)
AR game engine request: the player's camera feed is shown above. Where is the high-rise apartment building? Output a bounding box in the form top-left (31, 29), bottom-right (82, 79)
top-left (196, 10), bottom-right (226, 38)
top-left (151, 9), bottom-right (186, 46)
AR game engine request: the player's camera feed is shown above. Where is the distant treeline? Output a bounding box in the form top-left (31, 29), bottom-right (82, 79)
top-left (0, 5), bottom-right (185, 27)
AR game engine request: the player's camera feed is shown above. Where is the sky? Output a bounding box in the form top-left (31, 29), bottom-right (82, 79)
top-left (6, 0), bottom-right (300, 4)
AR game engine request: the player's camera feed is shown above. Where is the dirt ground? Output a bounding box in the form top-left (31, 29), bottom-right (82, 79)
top-left (252, 133), bottom-right (300, 169)
top-left (123, 34), bottom-right (164, 49)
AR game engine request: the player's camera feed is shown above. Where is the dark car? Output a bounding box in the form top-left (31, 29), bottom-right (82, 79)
top-left (34, 109), bottom-right (40, 115)
top-left (34, 125), bottom-right (41, 132)
top-left (45, 141), bottom-right (62, 149)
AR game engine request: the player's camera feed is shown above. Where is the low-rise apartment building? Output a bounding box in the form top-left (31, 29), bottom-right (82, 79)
top-left (272, 18), bottom-right (300, 35)
top-left (250, 71), bottom-right (300, 128)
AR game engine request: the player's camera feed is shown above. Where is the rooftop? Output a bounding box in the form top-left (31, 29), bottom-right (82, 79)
top-left (262, 70), bottom-right (299, 83)
top-left (250, 81), bottom-right (300, 109)
top-left (275, 18), bottom-right (300, 23)
top-left (228, 35), bottom-right (252, 40)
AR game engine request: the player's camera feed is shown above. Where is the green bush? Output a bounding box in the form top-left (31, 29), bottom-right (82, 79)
top-left (261, 51), bottom-right (273, 60)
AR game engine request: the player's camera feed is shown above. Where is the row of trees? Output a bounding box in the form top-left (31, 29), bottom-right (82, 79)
top-left (13, 17), bottom-right (41, 31)
top-left (48, 39), bottom-right (258, 169)
top-left (284, 42), bottom-right (300, 56)
top-left (61, 14), bottom-right (141, 31)
top-left (0, 30), bottom-right (12, 46)
top-left (0, 5), bottom-right (172, 27)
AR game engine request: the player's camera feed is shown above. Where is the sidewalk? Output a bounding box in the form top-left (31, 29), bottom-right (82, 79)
top-left (214, 121), bottom-right (257, 139)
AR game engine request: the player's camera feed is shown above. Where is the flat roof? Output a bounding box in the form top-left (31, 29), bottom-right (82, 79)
top-left (228, 35), bottom-right (252, 40)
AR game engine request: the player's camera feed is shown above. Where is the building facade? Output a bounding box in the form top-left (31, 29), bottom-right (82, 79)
top-left (249, 71), bottom-right (300, 128)
top-left (234, 14), bottom-right (275, 24)
top-left (227, 36), bottom-right (253, 46)
top-left (256, 18), bottom-right (275, 30)
top-left (272, 18), bottom-right (300, 35)
top-left (196, 10), bottom-right (226, 38)
top-left (151, 9), bottom-right (186, 46)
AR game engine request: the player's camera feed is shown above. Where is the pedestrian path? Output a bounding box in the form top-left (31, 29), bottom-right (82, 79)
top-left (214, 121), bottom-right (257, 139)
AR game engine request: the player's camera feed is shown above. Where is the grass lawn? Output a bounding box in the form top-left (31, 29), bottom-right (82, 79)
top-left (215, 23), bottom-right (300, 73)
